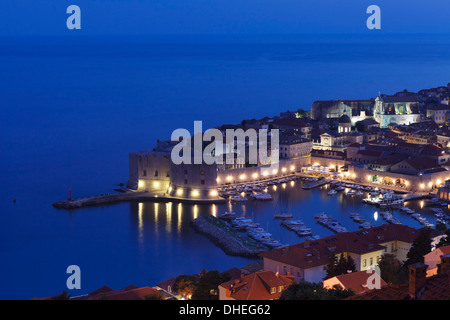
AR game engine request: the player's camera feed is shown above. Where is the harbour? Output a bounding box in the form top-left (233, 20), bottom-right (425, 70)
top-left (4, 34), bottom-right (450, 300)
top-left (190, 177), bottom-right (449, 258)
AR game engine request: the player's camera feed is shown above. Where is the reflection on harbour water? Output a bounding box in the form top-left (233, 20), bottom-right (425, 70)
top-left (130, 180), bottom-right (443, 259)
top-left (119, 180), bottom-right (446, 300)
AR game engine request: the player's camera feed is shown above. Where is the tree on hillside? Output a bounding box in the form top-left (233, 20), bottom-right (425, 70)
top-left (378, 253), bottom-right (407, 285)
top-left (335, 253), bottom-right (357, 275)
top-left (346, 255), bottom-right (357, 274)
top-left (324, 254), bottom-right (338, 280)
top-left (51, 291), bottom-right (71, 300)
top-left (172, 275), bottom-right (197, 300)
top-left (324, 253), bottom-right (357, 280)
top-left (404, 227), bottom-right (433, 266)
top-left (192, 269), bottom-right (231, 300)
top-left (279, 281), bottom-right (355, 300)
top-left (296, 108), bottom-right (308, 118)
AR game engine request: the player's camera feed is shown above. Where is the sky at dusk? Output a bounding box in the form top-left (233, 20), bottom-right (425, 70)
top-left (1, 0), bottom-right (450, 36)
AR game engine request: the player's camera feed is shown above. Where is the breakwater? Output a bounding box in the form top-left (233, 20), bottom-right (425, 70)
top-left (52, 191), bottom-right (226, 209)
top-left (190, 215), bottom-right (269, 258)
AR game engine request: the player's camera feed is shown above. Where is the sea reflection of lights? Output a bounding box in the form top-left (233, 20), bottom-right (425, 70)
top-left (273, 185), bottom-right (277, 191)
top-left (177, 203), bottom-right (182, 233)
top-left (166, 202), bottom-right (173, 233)
top-left (212, 204), bottom-right (217, 217)
top-left (290, 181), bottom-right (295, 187)
top-left (374, 211), bottom-right (378, 221)
top-left (194, 205), bottom-right (198, 219)
top-left (138, 202), bottom-right (144, 243)
top-left (154, 203), bottom-right (160, 234)
top-left (282, 183), bottom-right (286, 189)
top-left (420, 201), bottom-right (424, 209)
top-left (154, 203), bottom-right (159, 222)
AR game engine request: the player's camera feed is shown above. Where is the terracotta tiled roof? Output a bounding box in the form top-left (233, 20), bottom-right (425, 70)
top-left (92, 286), bottom-right (162, 300)
top-left (88, 285), bottom-right (113, 296)
top-left (406, 157), bottom-right (441, 171)
top-left (348, 143), bottom-right (363, 148)
top-left (327, 270), bottom-right (388, 294)
top-left (356, 149), bottom-right (383, 157)
top-left (219, 271), bottom-right (294, 300)
top-left (221, 267), bottom-right (242, 281)
top-left (156, 277), bottom-right (176, 292)
top-left (437, 246), bottom-right (450, 255)
top-left (368, 153), bottom-right (408, 166)
top-left (347, 273), bottom-right (450, 300)
top-left (73, 285), bottom-right (162, 300)
top-left (422, 167), bottom-right (447, 174)
top-left (260, 225), bottom-right (419, 270)
top-left (420, 144), bottom-right (445, 157)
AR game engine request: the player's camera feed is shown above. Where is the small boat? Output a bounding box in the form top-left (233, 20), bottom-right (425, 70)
top-left (350, 213), bottom-right (364, 222)
top-left (249, 232), bottom-right (273, 241)
top-left (253, 193), bottom-right (273, 201)
top-left (291, 225), bottom-right (312, 232)
top-left (281, 219), bottom-right (305, 229)
top-left (359, 221), bottom-right (373, 229)
top-left (355, 190), bottom-right (364, 196)
top-left (230, 195), bottom-right (248, 202)
top-left (263, 240), bottom-right (283, 248)
top-left (296, 230), bottom-right (313, 237)
top-left (328, 189), bottom-right (337, 196)
top-left (314, 213), bottom-right (328, 219)
top-left (218, 212), bottom-right (237, 221)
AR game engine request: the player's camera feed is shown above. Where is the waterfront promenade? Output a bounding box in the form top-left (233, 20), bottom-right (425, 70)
top-left (53, 172), bottom-right (435, 210)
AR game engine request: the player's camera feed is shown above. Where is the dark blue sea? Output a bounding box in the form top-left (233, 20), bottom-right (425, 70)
top-left (1, 34), bottom-right (450, 299)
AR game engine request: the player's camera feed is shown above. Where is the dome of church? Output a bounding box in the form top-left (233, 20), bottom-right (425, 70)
top-left (339, 114), bottom-right (351, 124)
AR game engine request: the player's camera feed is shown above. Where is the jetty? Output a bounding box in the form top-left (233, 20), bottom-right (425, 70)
top-left (53, 191), bottom-right (226, 209)
top-left (403, 193), bottom-right (432, 202)
top-left (314, 213), bottom-right (348, 233)
top-left (302, 178), bottom-right (329, 190)
top-left (190, 215), bottom-right (269, 258)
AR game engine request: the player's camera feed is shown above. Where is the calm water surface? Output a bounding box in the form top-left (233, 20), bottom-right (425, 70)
top-left (1, 35), bottom-right (450, 299)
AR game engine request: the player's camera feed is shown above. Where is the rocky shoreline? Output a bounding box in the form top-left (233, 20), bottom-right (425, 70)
top-left (190, 215), bottom-right (269, 258)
